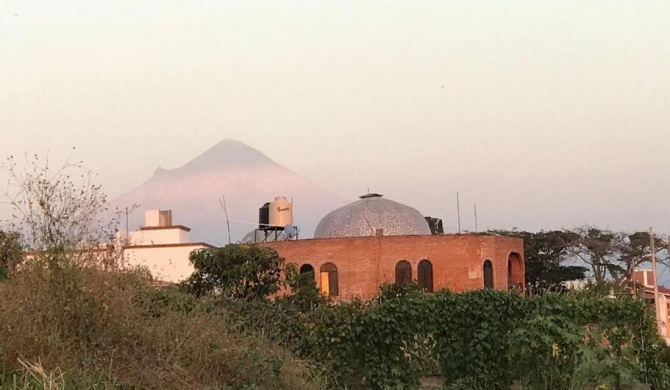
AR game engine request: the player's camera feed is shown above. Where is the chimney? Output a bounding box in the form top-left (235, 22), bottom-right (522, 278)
top-left (145, 209), bottom-right (173, 227)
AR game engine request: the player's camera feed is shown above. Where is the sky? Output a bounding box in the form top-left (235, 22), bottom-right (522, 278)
top-left (1, 1), bottom-right (669, 236)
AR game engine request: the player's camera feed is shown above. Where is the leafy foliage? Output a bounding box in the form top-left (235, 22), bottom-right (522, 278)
top-left (280, 263), bottom-right (329, 312)
top-left (225, 289), bottom-right (670, 390)
top-left (0, 230), bottom-right (22, 280)
top-left (182, 244), bottom-right (285, 300)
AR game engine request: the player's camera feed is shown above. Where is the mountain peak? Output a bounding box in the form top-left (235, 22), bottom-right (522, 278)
top-left (168, 139), bottom-right (279, 175)
top-left (112, 138), bottom-right (346, 245)
top-left (214, 138), bottom-right (247, 147)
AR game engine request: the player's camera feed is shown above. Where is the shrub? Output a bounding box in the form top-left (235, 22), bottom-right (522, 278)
top-left (0, 257), bottom-right (325, 390)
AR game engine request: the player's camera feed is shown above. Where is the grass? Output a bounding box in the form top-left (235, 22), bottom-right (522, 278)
top-left (0, 255), bottom-right (326, 390)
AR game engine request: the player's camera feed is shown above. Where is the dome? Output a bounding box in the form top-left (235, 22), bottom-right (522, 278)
top-left (314, 193), bottom-right (431, 239)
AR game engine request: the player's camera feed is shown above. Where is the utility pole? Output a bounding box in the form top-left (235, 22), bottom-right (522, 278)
top-left (474, 203), bottom-right (478, 233)
top-left (650, 227), bottom-right (660, 332)
top-left (222, 196), bottom-right (231, 245)
top-left (456, 192), bottom-right (461, 234)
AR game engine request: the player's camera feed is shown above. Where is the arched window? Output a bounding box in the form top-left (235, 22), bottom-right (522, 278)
top-left (395, 261), bottom-right (412, 284)
top-left (300, 264), bottom-right (315, 278)
top-left (319, 263), bottom-right (339, 297)
top-left (483, 260), bottom-right (494, 289)
top-left (508, 253), bottom-right (523, 292)
top-left (418, 260), bottom-right (433, 292)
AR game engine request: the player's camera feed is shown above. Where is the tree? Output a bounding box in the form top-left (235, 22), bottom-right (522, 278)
top-left (615, 231), bottom-right (667, 285)
top-left (182, 244), bottom-right (285, 300)
top-left (569, 227), bottom-right (621, 284)
top-left (281, 263), bottom-right (329, 311)
top-left (1, 152), bottom-right (125, 269)
top-left (489, 229), bottom-right (587, 295)
top-left (0, 230), bottom-right (22, 280)
top-left (570, 226), bottom-right (668, 286)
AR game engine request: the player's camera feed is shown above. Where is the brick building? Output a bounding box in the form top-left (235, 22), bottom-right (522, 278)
top-left (261, 193), bottom-right (525, 301)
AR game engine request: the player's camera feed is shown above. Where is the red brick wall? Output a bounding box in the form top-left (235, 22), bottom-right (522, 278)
top-left (262, 234), bottom-right (524, 301)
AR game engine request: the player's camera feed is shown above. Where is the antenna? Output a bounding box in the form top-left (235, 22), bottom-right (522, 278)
top-left (219, 196), bottom-right (232, 245)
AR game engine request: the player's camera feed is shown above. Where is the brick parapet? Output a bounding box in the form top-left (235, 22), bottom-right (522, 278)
top-left (262, 234), bottom-right (524, 300)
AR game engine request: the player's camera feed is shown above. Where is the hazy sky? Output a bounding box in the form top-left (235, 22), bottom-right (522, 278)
top-left (1, 1), bottom-right (669, 235)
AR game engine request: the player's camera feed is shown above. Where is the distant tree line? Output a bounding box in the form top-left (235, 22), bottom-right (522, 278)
top-left (489, 227), bottom-right (669, 295)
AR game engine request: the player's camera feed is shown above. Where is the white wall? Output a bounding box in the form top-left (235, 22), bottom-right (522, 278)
top-left (123, 244), bottom-right (208, 283)
top-left (122, 228), bottom-right (191, 246)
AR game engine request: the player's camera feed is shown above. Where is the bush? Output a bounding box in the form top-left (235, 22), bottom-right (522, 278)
top-left (209, 288), bottom-right (670, 390)
top-left (0, 256), bottom-right (325, 390)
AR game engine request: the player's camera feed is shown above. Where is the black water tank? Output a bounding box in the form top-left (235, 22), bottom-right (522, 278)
top-left (259, 203), bottom-right (270, 230)
top-left (425, 217), bottom-right (444, 235)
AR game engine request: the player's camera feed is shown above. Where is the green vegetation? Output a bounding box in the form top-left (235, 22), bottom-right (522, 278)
top-left (181, 244), bottom-right (285, 300)
top-left (0, 230), bottom-right (22, 281)
top-left (221, 284), bottom-right (670, 389)
top-left (185, 245), bottom-right (670, 389)
top-left (2, 153), bottom-right (670, 389)
top-left (0, 260), bottom-right (324, 389)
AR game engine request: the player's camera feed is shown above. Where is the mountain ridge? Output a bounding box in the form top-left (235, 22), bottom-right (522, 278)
top-left (111, 139), bottom-right (347, 245)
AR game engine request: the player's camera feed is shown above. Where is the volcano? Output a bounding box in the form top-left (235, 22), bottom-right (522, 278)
top-left (111, 139), bottom-right (346, 245)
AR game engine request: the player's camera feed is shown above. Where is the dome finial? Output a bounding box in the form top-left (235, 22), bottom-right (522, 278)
top-left (359, 192), bottom-right (383, 199)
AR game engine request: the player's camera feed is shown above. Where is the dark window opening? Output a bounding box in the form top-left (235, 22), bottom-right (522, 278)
top-left (418, 260), bottom-right (433, 292)
top-left (300, 264), bottom-right (314, 276)
top-left (395, 261), bottom-right (412, 284)
top-left (483, 260), bottom-right (494, 289)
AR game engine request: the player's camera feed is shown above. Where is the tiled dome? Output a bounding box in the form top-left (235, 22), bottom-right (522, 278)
top-left (314, 193), bottom-right (431, 239)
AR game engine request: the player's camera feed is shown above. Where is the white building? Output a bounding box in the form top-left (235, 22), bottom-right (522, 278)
top-left (117, 209), bottom-right (214, 284)
top-left (633, 269), bottom-right (670, 345)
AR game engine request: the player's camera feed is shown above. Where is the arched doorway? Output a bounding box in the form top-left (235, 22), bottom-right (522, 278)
top-left (483, 260), bottom-right (494, 289)
top-left (508, 253), bottom-right (523, 293)
top-left (319, 263), bottom-right (339, 297)
top-left (395, 261), bottom-right (412, 284)
top-left (418, 260), bottom-right (433, 292)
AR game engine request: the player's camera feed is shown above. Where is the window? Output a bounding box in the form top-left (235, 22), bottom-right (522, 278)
top-left (319, 263), bottom-right (339, 297)
top-left (418, 260), bottom-right (433, 292)
top-left (395, 261), bottom-right (412, 284)
top-left (483, 260), bottom-right (494, 289)
top-left (300, 264), bottom-right (315, 276)
top-left (299, 264), bottom-right (315, 283)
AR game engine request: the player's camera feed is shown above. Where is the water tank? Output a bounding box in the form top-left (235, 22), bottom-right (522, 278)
top-left (259, 203), bottom-right (270, 230)
top-left (269, 196), bottom-right (292, 229)
top-left (425, 217), bottom-right (444, 235)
